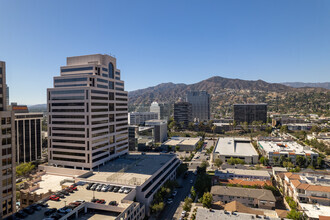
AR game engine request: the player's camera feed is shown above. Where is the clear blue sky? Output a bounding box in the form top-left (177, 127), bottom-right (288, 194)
top-left (0, 0), bottom-right (329, 105)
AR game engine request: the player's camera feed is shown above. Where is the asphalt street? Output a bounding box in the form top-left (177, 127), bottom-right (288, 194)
top-left (158, 171), bottom-right (197, 220)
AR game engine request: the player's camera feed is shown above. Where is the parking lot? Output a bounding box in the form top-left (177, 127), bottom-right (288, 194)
top-left (20, 182), bottom-right (132, 220)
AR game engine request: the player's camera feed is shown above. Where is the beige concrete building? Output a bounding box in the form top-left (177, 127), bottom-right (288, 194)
top-left (162, 137), bottom-right (201, 151)
top-left (211, 186), bottom-right (276, 210)
top-left (47, 54), bottom-right (128, 170)
top-left (0, 61), bottom-right (16, 218)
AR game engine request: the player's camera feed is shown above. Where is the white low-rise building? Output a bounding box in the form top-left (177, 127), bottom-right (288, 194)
top-left (258, 141), bottom-right (318, 165)
top-left (214, 168), bottom-right (271, 180)
top-left (162, 137), bottom-right (201, 151)
top-left (213, 138), bottom-right (259, 164)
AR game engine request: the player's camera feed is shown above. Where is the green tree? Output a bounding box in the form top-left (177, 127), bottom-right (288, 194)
top-left (183, 197), bottom-right (193, 212)
top-left (317, 157), bottom-right (324, 168)
top-left (259, 156), bottom-right (268, 165)
top-left (311, 125), bottom-right (321, 133)
top-left (200, 160), bottom-right (209, 169)
top-left (273, 156), bottom-right (279, 165)
top-left (168, 121), bottom-right (177, 131)
top-left (280, 125), bottom-right (289, 133)
top-left (16, 162), bottom-right (35, 177)
top-left (233, 120), bottom-right (237, 128)
top-left (287, 209), bottom-right (305, 220)
top-left (200, 192), bottom-right (213, 208)
top-left (214, 158), bottom-right (223, 168)
top-left (190, 186), bottom-right (196, 201)
top-left (265, 126), bottom-right (272, 134)
top-left (175, 146), bottom-right (180, 152)
top-left (296, 156), bottom-right (306, 167)
top-left (176, 163), bottom-right (188, 177)
top-left (188, 122), bottom-right (195, 131)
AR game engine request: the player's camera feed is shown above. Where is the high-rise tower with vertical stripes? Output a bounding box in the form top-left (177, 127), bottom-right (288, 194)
top-left (47, 54), bottom-right (128, 170)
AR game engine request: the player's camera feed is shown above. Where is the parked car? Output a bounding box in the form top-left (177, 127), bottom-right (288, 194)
top-left (16, 210), bottom-right (28, 218)
top-left (23, 207), bottom-right (35, 214)
top-left (118, 187), bottom-right (125, 193)
top-left (96, 199), bottom-right (105, 204)
top-left (58, 207), bottom-right (72, 214)
top-left (181, 211), bottom-right (187, 217)
top-left (108, 201), bottom-right (118, 206)
top-left (60, 190), bottom-right (69, 196)
top-left (44, 208), bottom-right (57, 216)
top-left (31, 204), bottom-right (41, 211)
top-left (64, 187), bottom-right (74, 193)
top-left (124, 188), bottom-right (131, 194)
top-left (167, 198), bottom-right (173, 204)
top-left (91, 183), bottom-right (98, 191)
top-left (49, 195), bottom-right (60, 201)
top-left (101, 185), bottom-right (109, 192)
top-left (55, 192), bottom-right (65, 198)
top-left (190, 179), bottom-right (193, 184)
top-left (68, 202), bottom-right (81, 207)
top-left (37, 201), bottom-right (49, 207)
top-left (86, 183), bottom-right (94, 190)
top-left (96, 184), bottom-right (104, 192)
top-left (73, 200), bottom-right (85, 203)
top-left (113, 186), bottom-right (120, 192)
top-left (172, 190), bottom-right (178, 197)
top-left (69, 185), bottom-right (78, 191)
top-left (108, 185), bottom-right (115, 192)
top-left (49, 213), bottom-right (63, 220)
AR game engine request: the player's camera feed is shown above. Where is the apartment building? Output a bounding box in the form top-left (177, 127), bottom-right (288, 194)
top-left (234, 103), bottom-right (267, 124)
top-left (47, 54), bottom-right (128, 170)
top-left (128, 112), bottom-right (158, 125)
top-left (283, 172), bottom-right (330, 206)
top-left (0, 61), bottom-right (16, 218)
top-left (258, 141), bottom-right (318, 165)
top-left (174, 100), bottom-right (192, 128)
top-left (211, 186), bottom-right (276, 210)
top-left (214, 168), bottom-right (271, 180)
top-left (186, 91), bottom-right (210, 121)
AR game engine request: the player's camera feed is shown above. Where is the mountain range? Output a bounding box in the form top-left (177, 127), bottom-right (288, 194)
top-left (281, 82), bottom-right (330, 90)
top-left (128, 76), bottom-right (329, 116)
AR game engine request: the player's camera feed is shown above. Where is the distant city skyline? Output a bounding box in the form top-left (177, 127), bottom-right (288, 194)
top-left (1, 0), bottom-right (330, 105)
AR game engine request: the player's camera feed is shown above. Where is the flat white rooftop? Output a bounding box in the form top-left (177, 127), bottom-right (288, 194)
top-left (214, 138), bottom-right (258, 157)
top-left (300, 203), bottom-right (330, 219)
top-left (163, 137), bottom-right (201, 146)
top-left (216, 168), bottom-right (271, 178)
top-left (32, 174), bottom-right (72, 194)
top-left (258, 141), bottom-right (316, 155)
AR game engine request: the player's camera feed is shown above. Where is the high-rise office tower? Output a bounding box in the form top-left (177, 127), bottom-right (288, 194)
top-left (0, 61), bottom-right (16, 218)
top-left (12, 104), bottom-right (43, 163)
top-left (6, 84), bottom-right (9, 107)
top-left (186, 91), bottom-right (210, 122)
top-left (174, 100), bottom-right (192, 129)
top-left (47, 54), bottom-right (128, 170)
top-left (234, 103), bottom-right (267, 124)
top-left (150, 102), bottom-right (160, 119)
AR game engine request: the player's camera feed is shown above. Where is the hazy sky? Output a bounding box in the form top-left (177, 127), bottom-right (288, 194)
top-left (0, 0), bottom-right (329, 105)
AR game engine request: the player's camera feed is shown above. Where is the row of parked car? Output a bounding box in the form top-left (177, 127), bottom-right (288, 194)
top-left (90, 198), bottom-right (118, 206)
top-left (14, 203), bottom-right (45, 219)
top-left (49, 183), bottom-right (78, 201)
top-left (86, 183), bottom-right (132, 194)
top-left (43, 200), bottom-right (84, 220)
